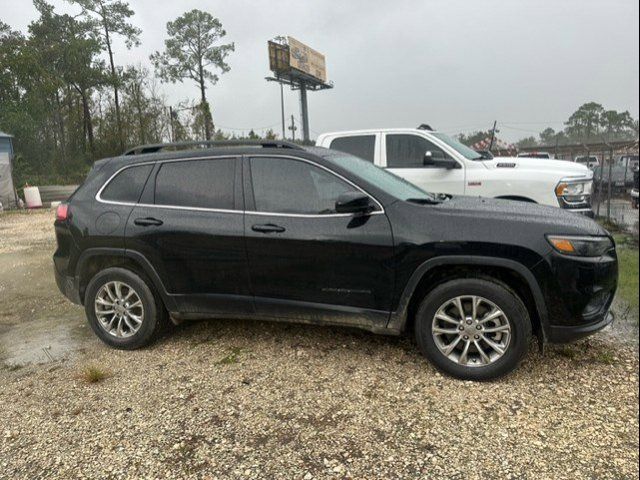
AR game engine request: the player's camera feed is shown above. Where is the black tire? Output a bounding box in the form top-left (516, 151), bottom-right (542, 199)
top-left (414, 278), bottom-right (531, 381)
top-left (84, 267), bottom-right (169, 350)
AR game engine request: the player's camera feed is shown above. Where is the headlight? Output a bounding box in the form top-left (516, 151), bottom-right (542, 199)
top-left (555, 182), bottom-right (585, 197)
top-left (555, 178), bottom-right (592, 205)
top-left (546, 235), bottom-right (613, 257)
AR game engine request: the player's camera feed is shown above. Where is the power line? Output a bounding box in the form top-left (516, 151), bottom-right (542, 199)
top-left (500, 124), bottom-right (545, 134)
top-left (216, 122), bottom-right (281, 132)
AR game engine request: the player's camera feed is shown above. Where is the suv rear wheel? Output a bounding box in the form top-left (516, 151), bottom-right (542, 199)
top-left (414, 278), bottom-right (531, 380)
top-left (85, 267), bottom-right (169, 349)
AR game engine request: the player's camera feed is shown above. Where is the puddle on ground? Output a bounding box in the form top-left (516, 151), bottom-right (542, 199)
top-left (0, 248), bottom-right (92, 368)
top-left (0, 315), bottom-right (91, 368)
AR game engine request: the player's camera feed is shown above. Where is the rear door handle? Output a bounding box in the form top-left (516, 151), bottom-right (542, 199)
top-left (134, 217), bottom-right (163, 227)
top-left (251, 223), bottom-right (285, 233)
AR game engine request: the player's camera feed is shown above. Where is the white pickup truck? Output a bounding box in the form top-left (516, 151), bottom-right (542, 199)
top-left (316, 127), bottom-right (594, 216)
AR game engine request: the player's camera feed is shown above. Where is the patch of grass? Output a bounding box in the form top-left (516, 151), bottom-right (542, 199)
top-left (557, 346), bottom-right (579, 360)
top-left (600, 225), bottom-right (640, 316)
top-left (216, 347), bottom-right (242, 365)
top-left (594, 351), bottom-right (617, 365)
top-left (616, 244), bottom-right (639, 313)
top-left (80, 365), bottom-right (109, 383)
top-left (3, 363), bottom-right (23, 372)
top-left (598, 218), bottom-right (622, 233)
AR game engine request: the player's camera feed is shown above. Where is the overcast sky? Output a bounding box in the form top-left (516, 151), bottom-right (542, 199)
top-left (2, 0), bottom-right (639, 142)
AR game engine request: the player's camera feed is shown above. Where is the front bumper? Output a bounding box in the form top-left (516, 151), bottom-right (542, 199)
top-left (534, 247), bottom-right (618, 344)
top-left (558, 195), bottom-right (594, 218)
top-left (548, 310), bottom-right (614, 343)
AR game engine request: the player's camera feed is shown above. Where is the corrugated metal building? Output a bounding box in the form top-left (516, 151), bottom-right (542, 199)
top-left (0, 131), bottom-right (18, 209)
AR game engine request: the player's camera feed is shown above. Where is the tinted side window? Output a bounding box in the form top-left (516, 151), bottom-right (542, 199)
top-left (101, 164), bottom-right (153, 203)
top-left (155, 159), bottom-right (235, 210)
top-left (386, 134), bottom-right (447, 168)
top-left (330, 135), bottom-right (375, 162)
top-left (250, 157), bottom-right (357, 214)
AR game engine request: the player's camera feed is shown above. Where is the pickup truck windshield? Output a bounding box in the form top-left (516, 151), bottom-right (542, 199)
top-left (431, 132), bottom-right (483, 160)
top-left (325, 153), bottom-right (437, 202)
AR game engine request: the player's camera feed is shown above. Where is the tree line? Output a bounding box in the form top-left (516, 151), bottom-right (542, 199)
top-left (0, 0), bottom-right (242, 186)
top-left (2, 2), bottom-right (638, 187)
top-left (457, 102), bottom-right (638, 149)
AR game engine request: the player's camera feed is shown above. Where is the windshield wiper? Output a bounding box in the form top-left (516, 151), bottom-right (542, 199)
top-left (406, 197), bottom-right (443, 205)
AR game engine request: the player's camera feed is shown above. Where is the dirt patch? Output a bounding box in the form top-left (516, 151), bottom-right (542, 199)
top-left (0, 210), bottom-right (55, 254)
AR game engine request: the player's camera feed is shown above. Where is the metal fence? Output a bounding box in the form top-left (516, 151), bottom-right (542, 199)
top-left (521, 140), bottom-right (639, 231)
top-left (38, 185), bottom-right (78, 205)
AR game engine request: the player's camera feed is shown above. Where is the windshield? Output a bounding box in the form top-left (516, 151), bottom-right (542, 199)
top-left (324, 153), bottom-right (436, 201)
top-left (431, 132), bottom-right (483, 160)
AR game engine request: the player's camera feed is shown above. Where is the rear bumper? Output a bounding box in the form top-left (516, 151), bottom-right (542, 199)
top-left (547, 310), bottom-right (614, 343)
top-left (53, 263), bottom-right (82, 305)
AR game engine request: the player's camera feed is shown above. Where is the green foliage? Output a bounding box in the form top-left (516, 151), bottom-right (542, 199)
top-left (80, 365), bottom-right (109, 383)
top-left (519, 103), bottom-right (638, 148)
top-left (456, 130), bottom-right (492, 147)
top-left (616, 241), bottom-right (639, 313)
top-left (216, 347), bottom-right (242, 365)
top-left (0, 1), bottom-right (193, 187)
top-left (515, 136), bottom-right (538, 148)
top-left (71, 0), bottom-right (141, 50)
top-left (70, 0), bottom-right (143, 149)
top-left (150, 9), bottom-right (234, 140)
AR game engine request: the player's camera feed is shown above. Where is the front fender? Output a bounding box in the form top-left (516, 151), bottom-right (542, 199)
top-left (387, 255), bottom-right (549, 341)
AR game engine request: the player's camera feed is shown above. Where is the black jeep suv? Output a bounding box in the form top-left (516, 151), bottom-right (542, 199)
top-left (54, 140), bottom-right (617, 380)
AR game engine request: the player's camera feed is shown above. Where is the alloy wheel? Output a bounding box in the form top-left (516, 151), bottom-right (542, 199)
top-left (94, 281), bottom-right (144, 338)
top-left (431, 295), bottom-right (511, 367)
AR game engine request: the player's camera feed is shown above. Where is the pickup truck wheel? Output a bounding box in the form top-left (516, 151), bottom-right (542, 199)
top-left (84, 267), bottom-right (169, 350)
top-left (414, 278), bottom-right (531, 381)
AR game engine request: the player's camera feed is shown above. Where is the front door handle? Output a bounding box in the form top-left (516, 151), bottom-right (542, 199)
top-left (251, 223), bottom-right (285, 233)
top-left (134, 217), bottom-right (163, 227)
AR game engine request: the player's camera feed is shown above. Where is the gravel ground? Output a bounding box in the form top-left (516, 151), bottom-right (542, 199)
top-left (1, 210), bottom-right (638, 480)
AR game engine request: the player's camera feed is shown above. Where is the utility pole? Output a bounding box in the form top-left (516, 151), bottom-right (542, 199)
top-left (280, 83), bottom-right (286, 140)
top-left (607, 146), bottom-right (613, 222)
top-left (288, 115), bottom-right (297, 141)
top-left (169, 106), bottom-right (175, 142)
top-left (488, 120), bottom-right (498, 151)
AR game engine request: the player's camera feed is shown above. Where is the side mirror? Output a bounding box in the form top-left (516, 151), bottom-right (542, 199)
top-left (335, 192), bottom-right (373, 214)
top-left (424, 150), bottom-right (459, 169)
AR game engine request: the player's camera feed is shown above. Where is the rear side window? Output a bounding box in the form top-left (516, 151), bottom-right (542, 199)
top-left (154, 158), bottom-right (235, 210)
top-left (329, 135), bottom-right (375, 162)
top-left (100, 164), bottom-right (153, 203)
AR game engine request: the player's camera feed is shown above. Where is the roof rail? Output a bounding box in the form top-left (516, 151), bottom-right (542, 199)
top-left (122, 140), bottom-right (304, 156)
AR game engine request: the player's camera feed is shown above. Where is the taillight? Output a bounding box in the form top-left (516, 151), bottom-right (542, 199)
top-left (56, 203), bottom-right (70, 221)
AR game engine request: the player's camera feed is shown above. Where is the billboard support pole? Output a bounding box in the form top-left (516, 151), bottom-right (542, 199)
top-left (299, 82), bottom-right (310, 143)
top-left (266, 38), bottom-right (333, 145)
top-left (280, 83), bottom-right (286, 140)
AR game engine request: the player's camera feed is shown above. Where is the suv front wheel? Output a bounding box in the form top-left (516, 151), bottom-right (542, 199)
top-left (414, 278), bottom-right (531, 380)
top-left (85, 267), bottom-right (169, 349)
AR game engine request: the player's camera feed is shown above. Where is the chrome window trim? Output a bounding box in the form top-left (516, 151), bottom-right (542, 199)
top-left (94, 154), bottom-right (386, 218)
top-left (95, 160), bottom-right (157, 207)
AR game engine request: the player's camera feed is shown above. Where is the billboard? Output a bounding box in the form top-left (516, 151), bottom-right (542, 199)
top-left (268, 37), bottom-right (327, 84)
top-left (287, 37), bottom-right (327, 83)
top-left (268, 41), bottom-right (290, 74)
